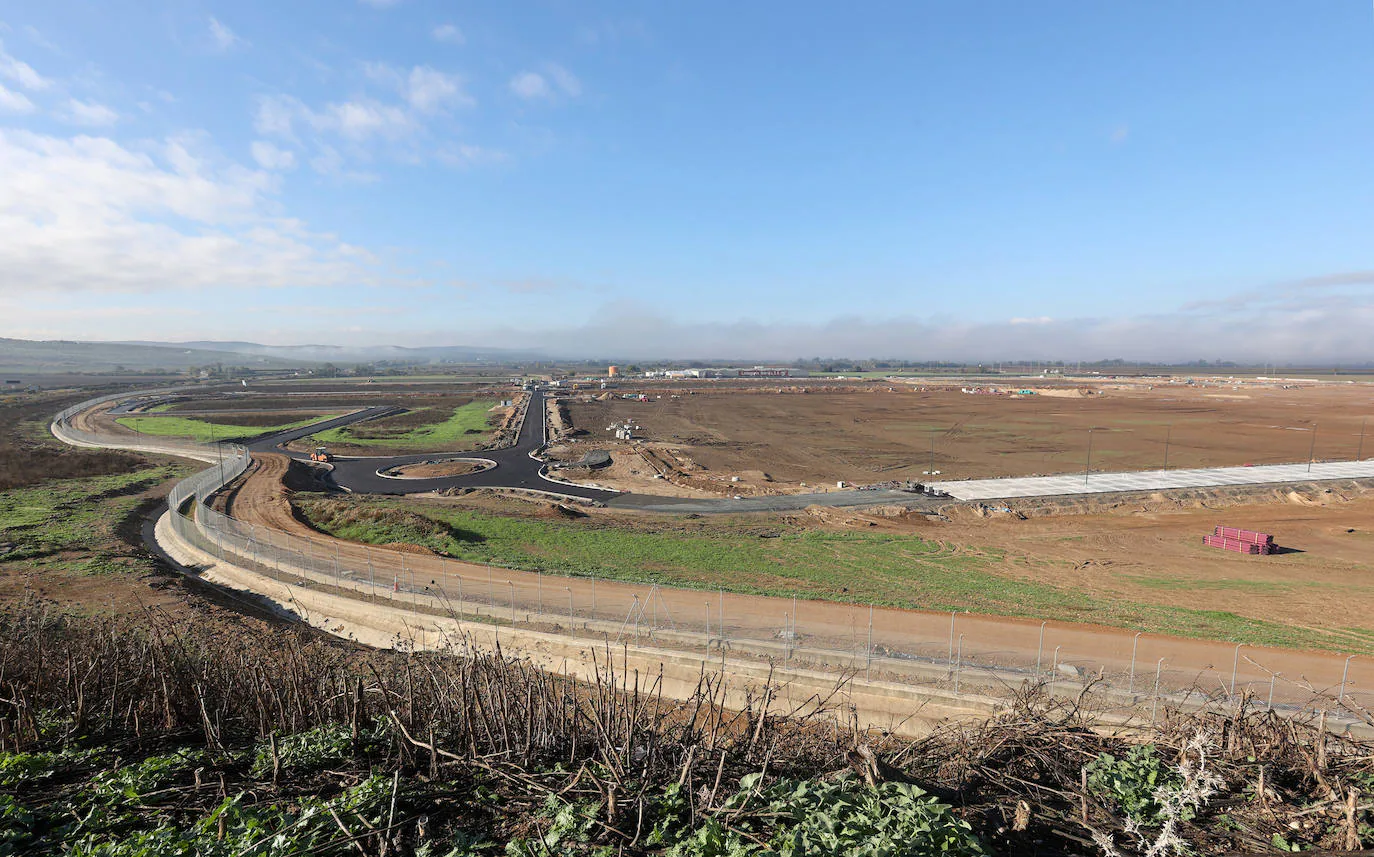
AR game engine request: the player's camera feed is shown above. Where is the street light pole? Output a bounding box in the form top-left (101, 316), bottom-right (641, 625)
top-left (1307, 425), bottom-right (1318, 473)
top-left (1084, 429), bottom-right (1094, 484)
top-left (1162, 425), bottom-right (1171, 471)
top-left (1358, 418), bottom-right (1367, 461)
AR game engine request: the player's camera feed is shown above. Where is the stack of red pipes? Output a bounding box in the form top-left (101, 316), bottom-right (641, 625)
top-left (1203, 526), bottom-right (1275, 555)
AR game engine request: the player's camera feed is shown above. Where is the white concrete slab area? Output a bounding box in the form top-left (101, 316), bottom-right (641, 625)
top-left (930, 459), bottom-right (1374, 501)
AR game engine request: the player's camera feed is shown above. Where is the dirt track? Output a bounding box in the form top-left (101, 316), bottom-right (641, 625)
top-left (219, 453), bottom-right (1374, 709)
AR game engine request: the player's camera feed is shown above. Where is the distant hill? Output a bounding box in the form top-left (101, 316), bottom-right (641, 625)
top-left (0, 338), bottom-right (314, 374)
top-left (121, 340), bottom-right (547, 364)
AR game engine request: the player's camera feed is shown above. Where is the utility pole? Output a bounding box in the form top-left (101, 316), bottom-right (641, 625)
top-left (1358, 417), bottom-right (1366, 461)
top-left (1307, 424), bottom-right (1318, 473)
top-left (1162, 425), bottom-right (1171, 471)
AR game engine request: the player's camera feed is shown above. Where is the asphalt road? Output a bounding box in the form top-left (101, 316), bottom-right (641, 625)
top-left (244, 391), bottom-right (934, 512)
top-left (247, 391), bottom-right (620, 502)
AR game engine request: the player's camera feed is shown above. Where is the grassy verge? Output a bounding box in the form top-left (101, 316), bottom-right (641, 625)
top-left (308, 399), bottom-right (499, 449)
top-left (0, 465), bottom-right (190, 575)
top-left (115, 414), bottom-right (336, 442)
top-left (294, 496), bottom-right (1370, 654)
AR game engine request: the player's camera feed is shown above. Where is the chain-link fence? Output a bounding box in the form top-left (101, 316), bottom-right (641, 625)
top-left (52, 392), bottom-right (1374, 733)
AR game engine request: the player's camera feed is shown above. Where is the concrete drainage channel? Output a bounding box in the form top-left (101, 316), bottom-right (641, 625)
top-left (50, 390), bottom-right (1374, 739)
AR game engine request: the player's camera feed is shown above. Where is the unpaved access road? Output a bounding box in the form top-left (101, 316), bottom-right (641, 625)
top-left (218, 453), bottom-right (1374, 711)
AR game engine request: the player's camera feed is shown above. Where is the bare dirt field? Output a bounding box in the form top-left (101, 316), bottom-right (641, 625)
top-left (560, 381), bottom-right (1374, 490)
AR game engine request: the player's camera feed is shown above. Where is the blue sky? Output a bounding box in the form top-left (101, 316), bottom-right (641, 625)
top-left (2, 1), bottom-right (1373, 360)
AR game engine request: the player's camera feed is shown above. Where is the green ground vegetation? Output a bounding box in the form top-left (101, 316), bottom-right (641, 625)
top-left (0, 465), bottom-right (189, 576)
top-left (294, 496), bottom-right (1372, 654)
top-left (308, 399), bottom-right (499, 449)
top-left (115, 414), bottom-right (335, 442)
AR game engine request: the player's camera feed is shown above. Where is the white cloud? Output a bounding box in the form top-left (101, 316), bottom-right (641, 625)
top-left (0, 40), bottom-right (50, 90)
top-left (0, 82), bottom-right (34, 113)
top-left (436, 143), bottom-right (508, 168)
top-left (510, 64), bottom-right (581, 100)
top-left (250, 140), bottom-right (296, 170)
top-left (254, 65), bottom-right (482, 173)
top-left (510, 71), bottom-right (550, 100)
top-left (432, 23), bottom-right (464, 45)
top-left (0, 128), bottom-right (377, 295)
top-left (1010, 316), bottom-right (1053, 325)
top-left (365, 62), bottom-right (473, 112)
top-left (574, 19), bottom-right (649, 47)
top-left (404, 66), bottom-right (471, 111)
top-left (312, 99), bottom-right (411, 140)
top-left (471, 302), bottom-right (1374, 363)
top-left (254, 94), bottom-right (301, 138)
top-left (208, 17), bottom-right (245, 52)
top-left (310, 144), bottom-right (345, 175)
top-left (545, 63), bottom-right (581, 97)
top-left (59, 99), bottom-right (119, 127)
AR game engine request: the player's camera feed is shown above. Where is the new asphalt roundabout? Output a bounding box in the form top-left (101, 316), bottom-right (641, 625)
top-left (245, 389), bottom-right (928, 513)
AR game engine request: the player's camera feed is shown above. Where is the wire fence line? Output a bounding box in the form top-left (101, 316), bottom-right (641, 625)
top-left (50, 392), bottom-right (1374, 734)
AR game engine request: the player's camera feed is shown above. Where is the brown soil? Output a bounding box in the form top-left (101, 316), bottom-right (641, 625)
top-left (563, 381), bottom-right (1374, 489)
top-left (384, 459), bottom-right (492, 479)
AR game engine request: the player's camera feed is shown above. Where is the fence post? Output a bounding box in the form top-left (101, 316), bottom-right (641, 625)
top-left (1230, 644), bottom-right (1245, 699)
top-left (508, 581), bottom-right (516, 623)
top-left (1268, 673), bottom-right (1277, 710)
top-left (866, 605), bottom-right (874, 682)
top-left (718, 589), bottom-right (725, 644)
top-left (1340, 655), bottom-right (1356, 704)
top-left (1129, 632), bottom-right (1141, 693)
top-left (955, 634), bottom-right (964, 694)
top-left (1152, 658), bottom-right (1165, 724)
top-left (947, 611), bottom-right (957, 677)
top-left (1036, 621), bottom-right (1046, 675)
top-left (537, 571), bottom-right (543, 616)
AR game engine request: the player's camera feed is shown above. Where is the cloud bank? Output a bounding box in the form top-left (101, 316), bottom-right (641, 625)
top-left (470, 285), bottom-right (1374, 363)
top-left (0, 129), bottom-right (378, 295)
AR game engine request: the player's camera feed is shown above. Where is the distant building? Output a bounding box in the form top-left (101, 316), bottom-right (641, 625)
top-left (607, 365), bottom-right (620, 377)
top-left (734, 367), bottom-right (808, 378)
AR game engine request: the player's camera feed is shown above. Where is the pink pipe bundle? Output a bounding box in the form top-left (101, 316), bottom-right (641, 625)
top-left (1204, 527), bottom-right (1276, 555)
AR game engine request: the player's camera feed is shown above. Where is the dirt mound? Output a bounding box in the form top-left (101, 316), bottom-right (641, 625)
top-left (383, 459), bottom-right (492, 479)
top-left (282, 459), bottom-right (333, 493)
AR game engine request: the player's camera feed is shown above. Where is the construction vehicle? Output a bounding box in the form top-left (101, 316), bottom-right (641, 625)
top-left (310, 447), bottom-right (333, 463)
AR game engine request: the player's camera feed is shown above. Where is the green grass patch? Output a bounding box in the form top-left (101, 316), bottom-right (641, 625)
top-left (115, 414), bottom-right (335, 442)
top-left (295, 497), bottom-right (1372, 653)
top-left (0, 466), bottom-right (188, 569)
top-left (309, 399), bottom-right (499, 449)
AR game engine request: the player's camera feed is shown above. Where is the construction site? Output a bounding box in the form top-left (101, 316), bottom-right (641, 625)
top-left (71, 372), bottom-right (1374, 662)
top-left (547, 376), bottom-right (1373, 494)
